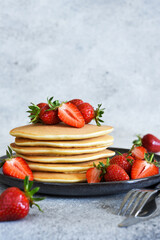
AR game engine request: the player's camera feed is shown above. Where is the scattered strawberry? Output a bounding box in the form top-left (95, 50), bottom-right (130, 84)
top-left (77, 103), bottom-right (105, 125)
top-left (69, 99), bottom-right (84, 107)
top-left (131, 146), bottom-right (147, 160)
top-left (58, 102), bottom-right (85, 128)
top-left (131, 153), bottom-right (159, 179)
top-left (0, 176), bottom-right (44, 221)
top-left (140, 134), bottom-right (160, 153)
top-left (0, 147), bottom-right (33, 180)
top-left (110, 153), bottom-right (134, 174)
top-left (104, 164), bottom-right (130, 181)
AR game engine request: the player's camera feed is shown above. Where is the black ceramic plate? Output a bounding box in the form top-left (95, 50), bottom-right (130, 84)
top-left (0, 147), bottom-right (160, 197)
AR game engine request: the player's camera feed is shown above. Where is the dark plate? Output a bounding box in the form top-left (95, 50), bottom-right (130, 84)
top-left (0, 147), bottom-right (160, 197)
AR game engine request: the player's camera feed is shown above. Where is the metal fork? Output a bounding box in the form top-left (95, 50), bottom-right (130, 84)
top-left (118, 183), bottom-right (160, 217)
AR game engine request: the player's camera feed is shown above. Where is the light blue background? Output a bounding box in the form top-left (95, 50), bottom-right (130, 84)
top-left (0, 0), bottom-right (160, 153)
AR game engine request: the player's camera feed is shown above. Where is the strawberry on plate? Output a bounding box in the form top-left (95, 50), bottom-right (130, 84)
top-left (0, 176), bottom-right (44, 221)
top-left (131, 153), bottom-right (159, 179)
top-left (104, 164), bottom-right (130, 182)
top-left (110, 153), bottom-right (134, 174)
top-left (0, 147), bottom-right (33, 180)
top-left (86, 167), bottom-right (102, 183)
top-left (131, 146), bottom-right (147, 160)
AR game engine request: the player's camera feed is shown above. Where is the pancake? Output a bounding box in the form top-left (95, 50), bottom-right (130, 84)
top-left (10, 142), bottom-right (112, 156)
top-left (15, 134), bottom-right (114, 148)
top-left (10, 123), bottom-right (113, 140)
top-left (33, 172), bottom-right (87, 183)
top-left (27, 158), bottom-right (107, 173)
top-left (16, 149), bottom-right (115, 163)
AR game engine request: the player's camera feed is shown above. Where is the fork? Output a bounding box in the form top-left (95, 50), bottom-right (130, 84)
top-left (118, 182), bottom-right (160, 217)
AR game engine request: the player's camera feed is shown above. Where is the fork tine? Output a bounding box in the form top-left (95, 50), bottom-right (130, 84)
top-left (132, 191), bottom-right (159, 216)
top-left (119, 191), bottom-right (142, 216)
top-left (118, 189), bottom-right (138, 215)
top-left (129, 191), bottom-right (148, 216)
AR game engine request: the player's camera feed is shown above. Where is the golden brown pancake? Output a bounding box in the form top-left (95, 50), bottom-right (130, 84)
top-left (33, 172), bottom-right (87, 183)
top-left (15, 134), bottom-right (114, 148)
top-left (16, 149), bottom-right (115, 163)
top-left (10, 123), bottom-right (113, 140)
top-left (27, 158), bottom-right (107, 173)
top-left (10, 142), bottom-right (112, 156)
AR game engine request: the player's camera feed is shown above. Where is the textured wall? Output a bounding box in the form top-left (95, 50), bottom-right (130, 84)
top-left (0, 0), bottom-right (160, 153)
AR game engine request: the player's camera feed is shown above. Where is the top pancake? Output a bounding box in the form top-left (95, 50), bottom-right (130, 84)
top-left (10, 123), bottom-right (113, 140)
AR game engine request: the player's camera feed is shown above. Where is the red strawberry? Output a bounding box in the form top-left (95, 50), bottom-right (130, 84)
top-left (110, 153), bottom-right (134, 174)
top-left (58, 102), bottom-right (85, 128)
top-left (0, 147), bottom-right (33, 180)
top-left (77, 103), bottom-right (105, 126)
top-left (77, 103), bottom-right (95, 124)
top-left (86, 167), bottom-right (102, 183)
top-left (27, 102), bottom-right (48, 123)
top-left (69, 99), bottom-right (84, 107)
top-left (0, 176), bottom-right (44, 221)
top-left (131, 153), bottom-right (159, 179)
top-left (39, 105), bottom-right (60, 125)
top-left (131, 146), bottom-right (147, 160)
top-left (104, 164), bottom-right (130, 182)
top-left (37, 102), bottom-right (48, 109)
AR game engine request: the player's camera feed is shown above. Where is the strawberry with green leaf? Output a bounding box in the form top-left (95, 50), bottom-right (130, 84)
top-left (0, 176), bottom-right (44, 221)
top-left (0, 147), bottom-right (33, 180)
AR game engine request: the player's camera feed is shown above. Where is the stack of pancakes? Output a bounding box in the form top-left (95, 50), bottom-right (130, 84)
top-left (10, 123), bottom-right (115, 183)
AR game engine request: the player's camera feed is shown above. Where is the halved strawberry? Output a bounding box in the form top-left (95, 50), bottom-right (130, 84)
top-left (131, 153), bottom-right (159, 179)
top-left (131, 146), bottom-right (147, 160)
top-left (58, 102), bottom-right (85, 128)
top-left (0, 147), bottom-right (33, 180)
top-left (86, 167), bottom-right (102, 183)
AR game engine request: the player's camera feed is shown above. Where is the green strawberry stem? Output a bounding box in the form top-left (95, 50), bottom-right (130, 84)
top-left (27, 103), bottom-right (41, 123)
top-left (94, 104), bottom-right (105, 126)
top-left (132, 135), bottom-right (142, 147)
top-left (47, 97), bottom-right (61, 111)
top-left (24, 176), bottom-right (45, 212)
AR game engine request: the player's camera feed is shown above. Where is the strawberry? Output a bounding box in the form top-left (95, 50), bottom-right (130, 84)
top-left (86, 167), bottom-right (102, 183)
top-left (0, 147), bottom-right (33, 180)
top-left (0, 176), bottom-right (44, 221)
top-left (27, 102), bottom-right (48, 123)
top-left (39, 105), bottom-right (60, 125)
top-left (110, 153), bottom-right (134, 174)
top-left (131, 153), bottom-right (159, 179)
top-left (58, 102), bottom-right (85, 128)
top-left (77, 103), bottom-right (105, 126)
top-left (69, 99), bottom-right (84, 107)
top-left (104, 164), bottom-right (130, 182)
top-left (131, 146), bottom-right (147, 160)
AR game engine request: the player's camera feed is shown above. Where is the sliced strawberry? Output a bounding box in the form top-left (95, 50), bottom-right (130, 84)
top-left (131, 146), bottom-right (147, 160)
top-left (1, 147), bottom-right (33, 180)
top-left (58, 102), bottom-right (85, 128)
top-left (69, 99), bottom-right (84, 107)
top-left (131, 153), bottom-right (159, 179)
top-left (86, 167), bottom-right (102, 183)
top-left (104, 164), bottom-right (130, 182)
